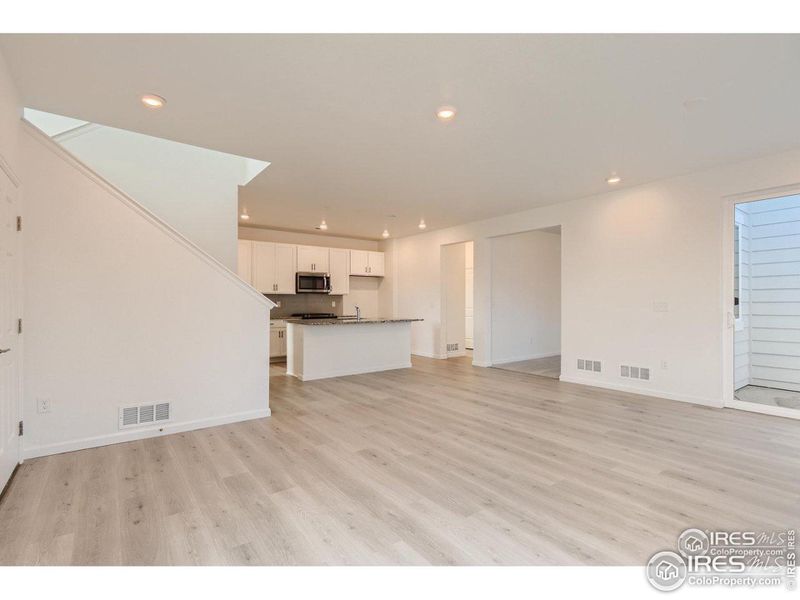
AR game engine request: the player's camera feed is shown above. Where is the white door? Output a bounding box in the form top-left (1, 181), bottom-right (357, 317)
top-left (368, 251), bottom-right (385, 277)
top-left (236, 240), bottom-right (253, 284)
top-left (350, 250), bottom-right (369, 275)
top-left (274, 244), bottom-right (297, 294)
top-left (329, 248), bottom-right (350, 295)
top-left (0, 167), bottom-right (21, 490)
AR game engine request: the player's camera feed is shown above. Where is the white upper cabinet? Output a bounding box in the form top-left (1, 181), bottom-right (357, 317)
top-left (350, 250), bottom-right (384, 276)
top-left (368, 251), bottom-right (385, 277)
top-left (350, 250), bottom-right (369, 276)
top-left (297, 245), bottom-right (330, 273)
top-left (237, 240), bottom-right (253, 284)
top-left (275, 244), bottom-right (297, 293)
top-left (252, 241), bottom-right (297, 294)
top-left (329, 248), bottom-right (350, 295)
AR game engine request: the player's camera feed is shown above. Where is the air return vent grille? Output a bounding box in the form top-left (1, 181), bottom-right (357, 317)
top-left (620, 365), bottom-right (651, 381)
top-left (119, 402), bottom-right (171, 430)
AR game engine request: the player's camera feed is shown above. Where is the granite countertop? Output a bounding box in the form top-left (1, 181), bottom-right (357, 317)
top-left (286, 317), bottom-right (423, 326)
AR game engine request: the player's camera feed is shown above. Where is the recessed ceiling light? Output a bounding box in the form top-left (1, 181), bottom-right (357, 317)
top-left (319, 220), bottom-right (328, 230)
top-left (382, 229), bottom-right (390, 238)
top-left (418, 219), bottom-right (427, 230)
top-left (606, 174), bottom-right (622, 185)
top-left (436, 106), bottom-right (456, 122)
top-left (141, 94), bottom-right (166, 109)
top-left (240, 208), bottom-right (250, 220)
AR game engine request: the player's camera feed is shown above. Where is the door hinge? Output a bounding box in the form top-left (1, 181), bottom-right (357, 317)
top-left (17, 318), bottom-right (22, 334)
top-left (16, 216), bottom-right (22, 232)
top-left (18, 421), bottom-right (23, 437)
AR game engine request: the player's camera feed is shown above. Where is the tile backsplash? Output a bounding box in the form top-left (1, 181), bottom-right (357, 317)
top-left (267, 294), bottom-right (345, 318)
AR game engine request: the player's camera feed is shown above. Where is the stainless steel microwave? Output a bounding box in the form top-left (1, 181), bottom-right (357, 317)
top-left (296, 272), bottom-right (331, 293)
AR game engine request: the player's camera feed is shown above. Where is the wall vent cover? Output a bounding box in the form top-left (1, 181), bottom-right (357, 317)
top-left (447, 343), bottom-right (460, 352)
top-left (578, 359), bottom-right (601, 372)
top-left (620, 365), bottom-right (651, 381)
top-left (119, 402), bottom-right (171, 430)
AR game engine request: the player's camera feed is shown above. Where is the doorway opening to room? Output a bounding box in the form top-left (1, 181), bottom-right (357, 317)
top-left (441, 241), bottom-right (474, 360)
top-left (489, 226), bottom-right (562, 379)
top-left (730, 192), bottom-right (800, 418)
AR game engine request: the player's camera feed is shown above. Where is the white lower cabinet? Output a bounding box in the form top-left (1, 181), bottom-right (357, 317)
top-left (270, 326), bottom-right (287, 358)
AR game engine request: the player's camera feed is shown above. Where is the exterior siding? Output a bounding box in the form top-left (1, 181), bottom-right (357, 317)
top-left (747, 193), bottom-right (800, 391)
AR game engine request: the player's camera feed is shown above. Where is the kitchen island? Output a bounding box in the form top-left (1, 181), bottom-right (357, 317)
top-left (286, 318), bottom-right (423, 381)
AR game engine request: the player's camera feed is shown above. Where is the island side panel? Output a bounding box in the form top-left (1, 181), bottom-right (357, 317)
top-left (286, 322), bottom-right (305, 379)
top-left (298, 322), bottom-right (412, 381)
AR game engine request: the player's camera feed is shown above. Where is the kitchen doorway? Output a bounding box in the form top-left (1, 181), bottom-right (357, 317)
top-left (489, 226), bottom-right (562, 379)
top-left (728, 192), bottom-right (800, 418)
top-left (441, 241), bottom-right (474, 359)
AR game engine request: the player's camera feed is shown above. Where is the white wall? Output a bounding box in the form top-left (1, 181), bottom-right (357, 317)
top-left (25, 111), bottom-right (267, 271)
top-left (21, 124), bottom-right (273, 458)
top-left (746, 193), bottom-right (800, 391)
top-left (343, 277), bottom-right (380, 318)
top-left (442, 243), bottom-right (466, 356)
top-left (387, 146), bottom-right (800, 408)
top-left (491, 230), bottom-right (561, 364)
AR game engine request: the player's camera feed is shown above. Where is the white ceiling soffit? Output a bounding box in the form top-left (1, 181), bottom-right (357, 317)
top-left (3, 34), bottom-right (800, 239)
top-left (24, 107), bottom-right (269, 186)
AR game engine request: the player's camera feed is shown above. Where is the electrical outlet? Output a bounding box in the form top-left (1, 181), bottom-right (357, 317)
top-left (661, 360), bottom-right (668, 370)
top-left (37, 398), bottom-right (51, 413)
top-left (332, 300), bottom-right (336, 307)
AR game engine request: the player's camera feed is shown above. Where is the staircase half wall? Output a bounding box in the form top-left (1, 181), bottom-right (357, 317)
top-left (20, 121), bottom-right (274, 459)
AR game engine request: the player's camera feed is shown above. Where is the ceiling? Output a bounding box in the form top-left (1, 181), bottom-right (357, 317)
top-left (2, 34), bottom-right (800, 240)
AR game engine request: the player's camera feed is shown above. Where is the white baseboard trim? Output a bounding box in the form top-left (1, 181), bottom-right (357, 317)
top-left (446, 351), bottom-right (466, 358)
top-left (472, 360), bottom-right (492, 368)
top-left (292, 362), bottom-right (412, 382)
top-left (558, 375), bottom-right (722, 408)
top-left (412, 351), bottom-right (447, 359)
top-left (492, 352), bottom-right (560, 366)
top-left (22, 408), bottom-right (271, 459)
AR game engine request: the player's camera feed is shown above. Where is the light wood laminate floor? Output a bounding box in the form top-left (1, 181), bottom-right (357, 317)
top-left (0, 356), bottom-right (798, 565)
top-left (493, 355), bottom-right (561, 379)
